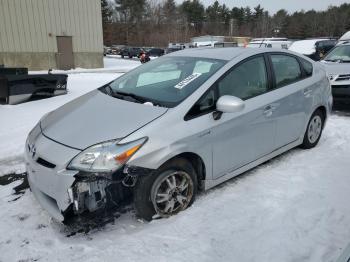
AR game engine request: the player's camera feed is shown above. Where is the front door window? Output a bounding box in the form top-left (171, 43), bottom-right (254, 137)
top-left (217, 56), bottom-right (268, 100)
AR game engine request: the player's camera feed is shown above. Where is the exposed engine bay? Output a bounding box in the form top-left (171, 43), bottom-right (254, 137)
top-left (65, 166), bottom-right (153, 218)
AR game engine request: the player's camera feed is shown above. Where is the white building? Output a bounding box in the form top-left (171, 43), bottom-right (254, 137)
top-left (191, 35), bottom-right (225, 47)
top-left (191, 35), bottom-right (251, 47)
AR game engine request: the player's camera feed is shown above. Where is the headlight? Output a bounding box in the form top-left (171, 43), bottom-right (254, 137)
top-left (68, 138), bottom-right (147, 172)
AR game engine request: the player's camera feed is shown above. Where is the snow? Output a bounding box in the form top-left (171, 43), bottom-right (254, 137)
top-left (31, 56), bottom-right (141, 75)
top-left (1, 57), bottom-right (350, 261)
top-left (289, 39), bottom-right (321, 55)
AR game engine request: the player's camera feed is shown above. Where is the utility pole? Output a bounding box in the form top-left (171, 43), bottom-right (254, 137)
top-left (229, 18), bottom-right (234, 36)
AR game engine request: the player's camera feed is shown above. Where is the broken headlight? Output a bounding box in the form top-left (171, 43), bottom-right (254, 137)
top-left (68, 138), bottom-right (147, 172)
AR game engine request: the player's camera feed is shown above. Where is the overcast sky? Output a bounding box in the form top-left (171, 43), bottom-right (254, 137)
top-left (176, 0), bottom-right (348, 15)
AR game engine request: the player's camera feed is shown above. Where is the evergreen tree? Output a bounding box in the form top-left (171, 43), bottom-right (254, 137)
top-left (180, 0), bottom-right (205, 33)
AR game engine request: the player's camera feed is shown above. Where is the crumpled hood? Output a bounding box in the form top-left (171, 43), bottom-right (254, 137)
top-left (320, 61), bottom-right (350, 75)
top-left (40, 90), bottom-right (167, 149)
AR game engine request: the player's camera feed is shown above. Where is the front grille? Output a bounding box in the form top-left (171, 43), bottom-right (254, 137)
top-left (336, 74), bottom-right (350, 81)
top-left (37, 157), bottom-right (56, 169)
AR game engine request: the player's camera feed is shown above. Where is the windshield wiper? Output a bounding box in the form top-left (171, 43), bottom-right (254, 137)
top-left (102, 85), bottom-right (166, 107)
top-left (324, 58), bottom-right (350, 63)
top-left (111, 91), bottom-right (146, 104)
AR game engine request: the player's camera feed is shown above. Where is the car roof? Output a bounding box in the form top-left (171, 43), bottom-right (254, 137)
top-left (166, 47), bottom-right (277, 61)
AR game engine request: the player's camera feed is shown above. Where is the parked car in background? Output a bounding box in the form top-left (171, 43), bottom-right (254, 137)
top-left (289, 39), bottom-right (337, 61)
top-left (26, 47), bottom-right (331, 223)
top-left (321, 42), bottom-right (350, 104)
top-left (165, 47), bottom-right (182, 54)
top-left (110, 45), bottom-right (125, 55)
top-left (214, 42), bottom-right (238, 48)
top-left (247, 38), bottom-right (292, 49)
top-left (103, 46), bottom-right (112, 56)
top-left (145, 48), bottom-right (164, 57)
top-left (119, 47), bottom-right (142, 58)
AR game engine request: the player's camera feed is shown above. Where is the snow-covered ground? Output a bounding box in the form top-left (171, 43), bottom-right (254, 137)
top-left (0, 57), bottom-right (140, 175)
top-left (31, 55), bottom-right (141, 75)
top-left (1, 58), bottom-right (350, 262)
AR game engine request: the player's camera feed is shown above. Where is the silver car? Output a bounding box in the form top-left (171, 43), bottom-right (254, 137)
top-left (25, 48), bottom-right (332, 222)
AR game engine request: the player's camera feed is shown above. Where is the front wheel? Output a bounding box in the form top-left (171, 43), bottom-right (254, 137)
top-left (134, 158), bottom-right (197, 221)
top-left (301, 109), bottom-right (325, 149)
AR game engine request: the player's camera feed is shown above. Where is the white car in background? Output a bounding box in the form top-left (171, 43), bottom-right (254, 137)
top-left (321, 42), bottom-right (350, 104)
top-left (289, 39), bottom-right (337, 61)
top-left (247, 38), bottom-right (291, 49)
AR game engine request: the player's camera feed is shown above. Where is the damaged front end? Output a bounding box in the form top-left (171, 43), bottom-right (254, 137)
top-left (26, 124), bottom-right (153, 222)
top-left (69, 176), bottom-right (111, 214)
top-left (63, 166), bottom-right (154, 222)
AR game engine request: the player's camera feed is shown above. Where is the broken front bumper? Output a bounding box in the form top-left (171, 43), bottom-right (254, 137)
top-left (25, 127), bottom-right (80, 221)
top-left (25, 125), bottom-right (152, 222)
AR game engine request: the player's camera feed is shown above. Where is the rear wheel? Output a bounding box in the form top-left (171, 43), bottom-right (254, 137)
top-left (134, 158), bottom-right (197, 221)
top-left (301, 109), bottom-right (324, 149)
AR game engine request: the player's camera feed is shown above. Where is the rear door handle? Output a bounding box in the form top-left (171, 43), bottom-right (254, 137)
top-left (303, 88), bottom-right (312, 97)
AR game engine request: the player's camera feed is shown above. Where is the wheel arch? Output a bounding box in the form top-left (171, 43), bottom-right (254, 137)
top-left (159, 152), bottom-right (206, 191)
top-left (314, 105), bottom-right (327, 122)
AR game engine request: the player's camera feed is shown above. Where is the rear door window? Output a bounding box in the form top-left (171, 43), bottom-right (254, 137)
top-left (270, 54), bottom-right (302, 88)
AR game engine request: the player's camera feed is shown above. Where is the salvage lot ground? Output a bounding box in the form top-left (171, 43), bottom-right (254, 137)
top-left (1, 57), bottom-right (350, 262)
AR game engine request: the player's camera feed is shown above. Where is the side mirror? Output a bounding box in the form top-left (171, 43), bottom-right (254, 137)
top-left (213, 95), bottom-right (245, 120)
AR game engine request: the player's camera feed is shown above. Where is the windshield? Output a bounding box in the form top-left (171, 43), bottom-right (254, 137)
top-left (324, 45), bottom-right (350, 62)
top-left (102, 56), bottom-right (226, 108)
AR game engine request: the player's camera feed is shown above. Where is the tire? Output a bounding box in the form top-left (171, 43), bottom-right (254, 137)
top-left (121, 55), bottom-right (124, 59)
top-left (301, 109), bottom-right (325, 149)
top-left (134, 158), bottom-right (198, 221)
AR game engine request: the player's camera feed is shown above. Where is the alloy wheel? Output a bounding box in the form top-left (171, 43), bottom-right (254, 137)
top-left (151, 171), bottom-right (194, 217)
top-left (308, 115), bottom-right (322, 144)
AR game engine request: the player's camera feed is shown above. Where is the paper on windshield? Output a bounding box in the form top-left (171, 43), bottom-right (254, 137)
top-left (174, 73), bottom-right (202, 89)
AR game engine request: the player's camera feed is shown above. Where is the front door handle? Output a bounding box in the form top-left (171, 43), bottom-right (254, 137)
top-left (198, 130), bottom-right (211, 138)
top-left (263, 105), bottom-right (275, 117)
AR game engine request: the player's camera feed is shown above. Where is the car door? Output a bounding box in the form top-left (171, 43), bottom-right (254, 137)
top-left (209, 55), bottom-right (277, 179)
top-left (268, 53), bottom-right (313, 149)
